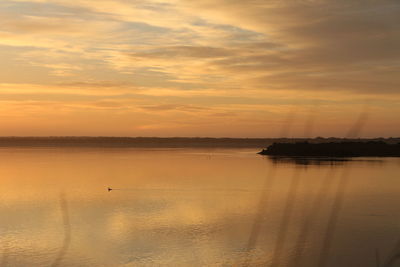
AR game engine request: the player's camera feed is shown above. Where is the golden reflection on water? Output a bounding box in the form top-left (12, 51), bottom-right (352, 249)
top-left (0, 148), bottom-right (399, 266)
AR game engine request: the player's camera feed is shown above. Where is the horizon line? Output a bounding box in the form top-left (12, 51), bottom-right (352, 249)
top-left (0, 136), bottom-right (398, 139)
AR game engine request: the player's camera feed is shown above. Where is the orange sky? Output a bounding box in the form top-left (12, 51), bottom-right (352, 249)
top-left (0, 0), bottom-right (399, 137)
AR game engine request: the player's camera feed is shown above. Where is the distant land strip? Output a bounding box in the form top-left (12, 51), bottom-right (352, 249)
top-left (259, 141), bottom-right (400, 157)
top-left (0, 137), bottom-right (398, 148)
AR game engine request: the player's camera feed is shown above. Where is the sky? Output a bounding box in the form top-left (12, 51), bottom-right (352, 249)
top-left (0, 0), bottom-right (399, 137)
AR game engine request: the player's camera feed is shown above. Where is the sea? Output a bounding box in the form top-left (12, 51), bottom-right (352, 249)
top-left (0, 148), bottom-right (399, 266)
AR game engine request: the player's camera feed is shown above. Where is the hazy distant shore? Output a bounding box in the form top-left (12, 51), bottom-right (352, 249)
top-left (0, 137), bottom-right (398, 148)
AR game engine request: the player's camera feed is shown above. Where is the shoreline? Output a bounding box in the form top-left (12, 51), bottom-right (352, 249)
top-left (259, 141), bottom-right (400, 157)
top-left (0, 137), bottom-right (398, 148)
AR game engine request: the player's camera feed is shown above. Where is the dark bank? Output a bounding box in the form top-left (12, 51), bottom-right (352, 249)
top-left (259, 141), bottom-right (400, 157)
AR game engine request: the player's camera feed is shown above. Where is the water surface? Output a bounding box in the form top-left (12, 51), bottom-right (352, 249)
top-left (0, 148), bottom-right (399, 266)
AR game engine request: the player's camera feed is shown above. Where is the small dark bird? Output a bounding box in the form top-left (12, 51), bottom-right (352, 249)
top-left (108, 187), bottom-right (112, 192)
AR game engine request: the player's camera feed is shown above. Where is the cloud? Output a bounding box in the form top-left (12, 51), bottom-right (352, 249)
top-left (175, 0), bottom-right (400, 95)
top-left (0, 0), bottom-right (399, 136)
top-left (140, 104), bottom-right (208, 113)
top-left (131, 46), bottom-right (234, 59)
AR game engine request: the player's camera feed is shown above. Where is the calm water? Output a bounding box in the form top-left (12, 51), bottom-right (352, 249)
top-left (0, 148), bottom-right (399, 267)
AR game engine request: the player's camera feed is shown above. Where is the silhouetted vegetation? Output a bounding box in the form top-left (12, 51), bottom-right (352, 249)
top-left (259, 141), bottom-right (400, 157)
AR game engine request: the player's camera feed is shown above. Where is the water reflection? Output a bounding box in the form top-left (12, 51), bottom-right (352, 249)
top-left (0, 148), bottom-right (399, 266)
top-left (264, 155), bottom-right (385, 166)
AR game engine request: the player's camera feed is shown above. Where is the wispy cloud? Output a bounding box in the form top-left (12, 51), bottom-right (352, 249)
top-left (0, 0), bottom-right (399, 136)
